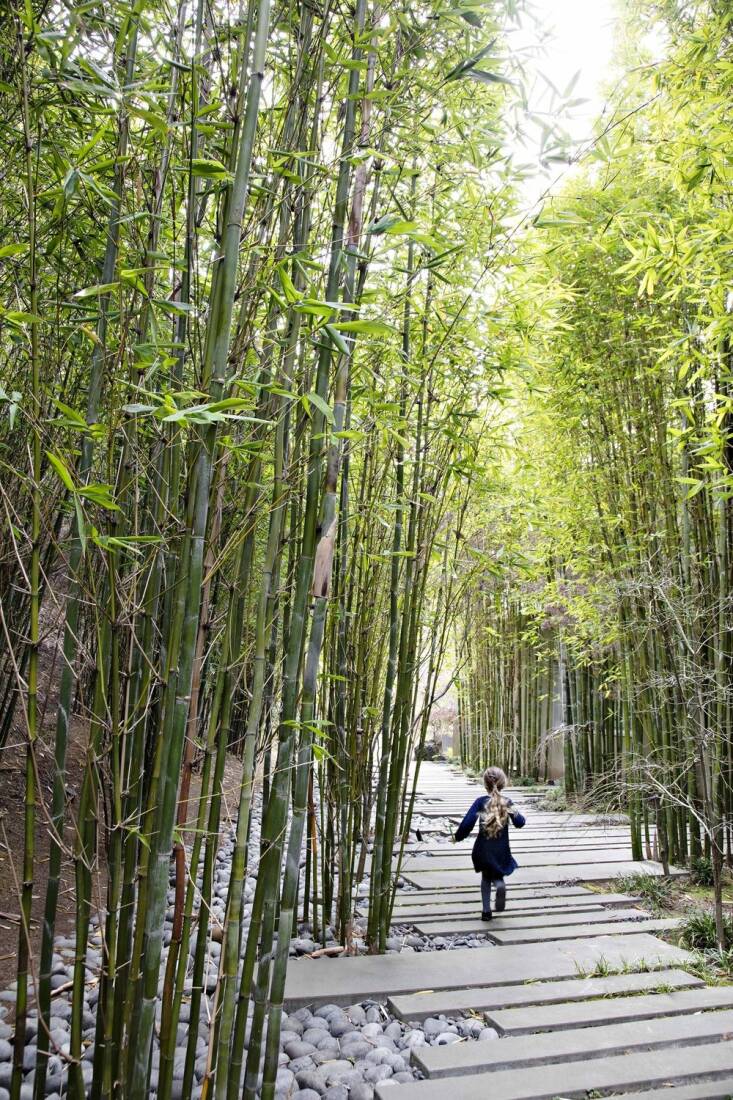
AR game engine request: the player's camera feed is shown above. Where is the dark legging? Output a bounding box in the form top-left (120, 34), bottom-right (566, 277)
top-left (481, 873), bottom-right (503, 912)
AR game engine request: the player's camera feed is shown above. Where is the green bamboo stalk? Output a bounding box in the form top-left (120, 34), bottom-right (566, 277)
top-left (179, 696), bottom-right (230, 1100)
top-left (228, 4), bottom-right (366, 1086)
top-left (371, 169), bottom-right (418, 949)
top-left (211, 348), bottom-right (289, 1100)
top-left (205, 52), bottom-right (321, 1100)
top-left (91, 545), bottom-right (124, 1100)
top-left (256, 153), bottom-right (358, 1090)
top-left (258, 593), bottom-right (327, 1099)
top-left (11, 20), bottom-right (41, 1096)
top-left (125, 0), bottom-right (273, 1089)
top-left (68, 584), bottom-right (114, 1100)
top-left (33, 9), bottom-right (143, 1093)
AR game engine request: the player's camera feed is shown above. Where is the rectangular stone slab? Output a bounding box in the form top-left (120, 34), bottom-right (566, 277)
top-left (512, 823), bottom-right (638, 832)
top-left (411, 908), bottom-right (650, 936)
top-left (412, 1009), bottom-right (733, 1078)
top-left (502, 828), bottom-right (640, 837)
top-left (375, 1041), bottom-right (733, 1100)
top-left (414, 809), bottom-right (625, 821)
top-left (401, 851), bottom-right (638, 871)
top-left (370, 851), bottom-right (640, 873)
top-left (485, 984), bottom-right (733, 1035)
top-left (391, 894), bottom-right (637, 923)
top-left (412, 813), bottom-right (628, 823)
top-left (387, 968), bottom-right (703, 1022)
top-left (282, 933), bottom-right (691, 1009)
top-left (510, 844), bottom-right (639, 852)
top-left (426, 808), bottom-right (553, 815)
top-left (401, 860), bottom-right (680, 888)
top-left (420, 829), bottom-right (634, 837)
top-left (418, 840), bottom-right (635, 852)
top-left (506, 850), bottom-right (638, 858)
top-left (391, 885), bottom-right (595, 907)
top-left (505, 906), bottom-right (649, 926)
top-left (487, 917), bottom-right (680, 945)
top-left (396, 850), bottom-right (638, 869)
top-left (408, 846), bottom-right (636, 860)
top-left (416, 808), bottom-right (625, 819)
top-left (394, 903), bottom-right (608, 923)
top-left (608, 1081), bottom-right (733, 1100)
top-left (417, 837), bottom-right (635, 846)
top-left (475, 881), bottom-right (600, 893)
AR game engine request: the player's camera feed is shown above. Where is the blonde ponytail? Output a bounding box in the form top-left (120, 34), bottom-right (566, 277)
top-left (479, 766), bottom-right (509, 838)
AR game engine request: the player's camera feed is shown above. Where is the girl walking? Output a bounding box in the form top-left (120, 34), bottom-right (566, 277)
top-left (453, 766), bottom-right (526, 920)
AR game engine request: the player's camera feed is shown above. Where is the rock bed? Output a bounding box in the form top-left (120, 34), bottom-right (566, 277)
top-left (0, 821), bottom-right (261, 1100)
top-left (291, 916), bottom-right (491, 958)
top-left (387, 929), bottom-right (491, 952)
top-left (0, 796), bottom-right (494, 1098)
top-left (0, 994), bottom-right (496, 1100)
top-left (273, 1001), bottom-right (497, 1099)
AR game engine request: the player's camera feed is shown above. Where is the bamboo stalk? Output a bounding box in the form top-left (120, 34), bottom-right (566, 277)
top-left (11, 20), bottom-right (41, 1097)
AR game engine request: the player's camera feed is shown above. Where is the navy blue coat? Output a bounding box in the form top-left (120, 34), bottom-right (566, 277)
top-left (454, 796), bottom-right (526, 878)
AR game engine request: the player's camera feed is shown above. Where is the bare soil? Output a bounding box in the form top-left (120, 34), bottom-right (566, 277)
top-left (0, 587), bottom-right (87, 996)
top-left (0, 584), bottom-right (244, 1003)
top-left (589, 874), bottom-right (733, 912)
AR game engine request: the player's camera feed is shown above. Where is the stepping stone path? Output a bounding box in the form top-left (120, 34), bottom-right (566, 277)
top-left (284, 761), bottom-right (733, 1098)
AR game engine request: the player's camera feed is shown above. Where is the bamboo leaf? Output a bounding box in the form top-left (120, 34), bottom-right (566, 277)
top-left (304, 390), bottom-right (335, 424)
top-left (466, 68), bottom-right (514, 86)
top-left (2, 310), bottom-right (44, 324)
top-left (278, 267), bottom-right (300, 303)
top-left (78, 483), bottom-right (120, 510)
top-left (323, 324), bottom-right (350, 355)
top-left (73, 281), bottom-right (119, 299)
top-left (445, 39), bottom-right (498, 82)
top-left (45, 451), bottom-right (75, 493)
top-left (189, 158), bottom-right (234, 180)
top-left (75, 498), bottom-right (87, 554)
top-left (368, 214), bottom-right (415, 235)
top-left (332, 319), bottom-right (394, 336)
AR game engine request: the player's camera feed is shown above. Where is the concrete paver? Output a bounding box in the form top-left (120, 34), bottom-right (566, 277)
top-left (608, 1082), bottom-right (733, 1100)
top-left (401, 861), bottom-right (682, 888)
top-left (486, 917), bottom-right (681, 944)
top-left (390, 884), bottom-right (596, 907)
top-left (295, 762), bottom-right (712, 1096)
top-left (484, 985), bottom-right (733, 1034)
top-left (282, 933), bottom-right (690, 1009)
top-left (391, 895), bottom-right (637, 923)
top-left (402, 850), bottom-right (637, 869)
top-left (387, 968), bottom-right (703, 1021)
top-left (410, 908), bottom-right (654, 936)
top-left (413, 1009), bottom-right (733, 1077)
top-left (374, 1042), bottom-right (733, 1100)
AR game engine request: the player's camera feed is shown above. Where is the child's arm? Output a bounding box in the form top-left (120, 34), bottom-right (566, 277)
top-left (453, 797), bottom-right (483, 842)
top-left (508, 804), bottom-right (526, 829)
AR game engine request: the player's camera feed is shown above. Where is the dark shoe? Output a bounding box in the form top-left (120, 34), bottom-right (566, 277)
top-left (481, 911), bottom-right (492, 922)
top-left (495, 881), bottom-right (506, 912)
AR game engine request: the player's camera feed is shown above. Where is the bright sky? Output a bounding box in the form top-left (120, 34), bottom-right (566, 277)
top-left (509, 0), bottom-right (619, 209)
top-left (529, 0), bottom-right (617, 121)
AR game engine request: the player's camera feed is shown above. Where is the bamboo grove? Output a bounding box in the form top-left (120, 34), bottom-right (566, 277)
top-left (0, 0), bottom-right (528, 1095)
top-left (456, 4), bottom-right (733, 946)
top-left (4, 0), bottom-right (733, 1093)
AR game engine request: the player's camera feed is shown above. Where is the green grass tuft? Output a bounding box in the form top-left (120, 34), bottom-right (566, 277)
top-left (678, 908), bottom-right (733, 951)
top-left (690, 855), bottom-right (715, 887)
top-left (616, 871), bottom-right (674, 912)
top-left (538, 787), bottom-right (568, 811)
top-left (682, 947), bottom-right (733, 985)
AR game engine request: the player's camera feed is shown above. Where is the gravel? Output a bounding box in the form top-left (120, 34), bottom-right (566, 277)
top-left (0, 794), bottom-right (500, 1098)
